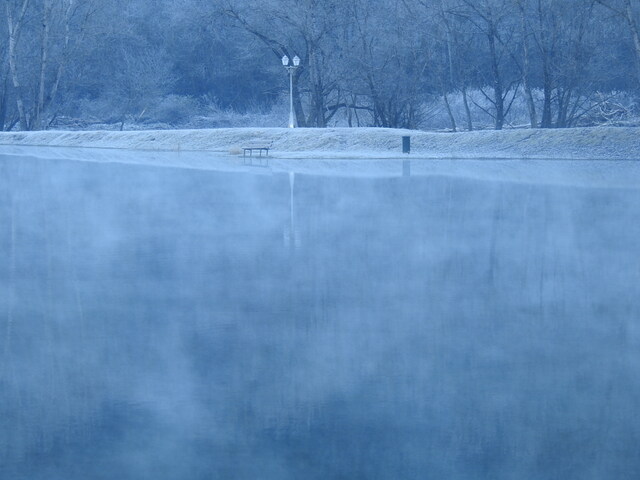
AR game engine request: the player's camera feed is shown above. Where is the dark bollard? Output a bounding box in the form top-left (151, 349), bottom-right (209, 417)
top-left (402, 136), bottom-right (411, 154)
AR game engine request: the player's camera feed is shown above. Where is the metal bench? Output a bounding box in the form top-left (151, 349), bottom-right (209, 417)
top-left (243, 142), bottom-right (272, 157)
top-left (242, 142), bottom-right (272, 166)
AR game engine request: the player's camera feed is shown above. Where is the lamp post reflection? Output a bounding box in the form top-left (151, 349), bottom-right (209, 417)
top-left (284, 171), bottom-right (299, 249)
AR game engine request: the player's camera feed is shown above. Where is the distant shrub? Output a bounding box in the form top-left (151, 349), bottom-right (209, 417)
top-left (582, 91), bottom-right (640, 126)
top-left (150, 95), bottom-right (201, 125)
top-left (47, 89), bottom-right (640, 132)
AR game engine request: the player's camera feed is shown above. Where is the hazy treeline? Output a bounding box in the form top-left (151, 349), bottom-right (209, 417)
top-left (1, 0), bottom-right (639, 131)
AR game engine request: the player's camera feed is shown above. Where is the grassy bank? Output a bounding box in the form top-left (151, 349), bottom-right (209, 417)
top-left (0, 126), bottom-right (638, 160)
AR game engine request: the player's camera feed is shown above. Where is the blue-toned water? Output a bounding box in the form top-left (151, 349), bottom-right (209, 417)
top-left (1, 155), bottom-right (640, 479)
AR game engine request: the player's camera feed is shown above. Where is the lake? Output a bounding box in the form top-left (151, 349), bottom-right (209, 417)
top-left (1, 154), bottom-right (640, 479)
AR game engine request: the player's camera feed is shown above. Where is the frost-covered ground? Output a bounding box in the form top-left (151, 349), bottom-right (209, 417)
top-left (0, 126), bottom-right (639, 160)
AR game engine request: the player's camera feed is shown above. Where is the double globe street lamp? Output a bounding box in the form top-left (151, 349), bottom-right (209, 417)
top-left (282, 55), bottom-right (300, 128)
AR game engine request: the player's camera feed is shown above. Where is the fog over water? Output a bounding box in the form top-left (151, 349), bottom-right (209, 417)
top-left (1, 155), bottom-right (640, 479)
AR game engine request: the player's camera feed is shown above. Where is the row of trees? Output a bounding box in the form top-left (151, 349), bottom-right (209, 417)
top-left (1, 0), bottom-right (640, 131)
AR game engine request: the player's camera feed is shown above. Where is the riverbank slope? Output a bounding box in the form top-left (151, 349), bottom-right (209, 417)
top-left (1, 126), bottom-right (638, 160)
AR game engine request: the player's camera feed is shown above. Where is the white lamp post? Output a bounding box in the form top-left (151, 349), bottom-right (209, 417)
top-left (282, 54), bottom-right (300, 128)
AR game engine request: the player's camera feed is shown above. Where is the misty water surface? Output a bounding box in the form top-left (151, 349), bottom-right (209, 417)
top-left (1, 155), bottom-right (640, 479)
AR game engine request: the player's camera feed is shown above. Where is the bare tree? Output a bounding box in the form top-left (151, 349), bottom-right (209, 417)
top-left (459, 0), bottom-right (520, 130)
top-left (431, 0), bottom-right (475, 131)
top-left (515, 0), bottom-right (537, 127)
top-left (33, 0), bottom-right (53, 130)
top-left (223, 0), bottom-right (344, 127)
top-left (596, 0), bottom-right (640, 86)
top-left (5, 0), bottom-right (30, 130)
top-left (34, 0), bottom-right (92, 130)
top-left (346, 0), bottom-right (429, 128)
top-left (0, 18), bottom-right (12, 130)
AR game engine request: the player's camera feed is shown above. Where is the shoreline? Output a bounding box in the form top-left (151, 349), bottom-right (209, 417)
top-left (1, 145), bottom-right (639, 190)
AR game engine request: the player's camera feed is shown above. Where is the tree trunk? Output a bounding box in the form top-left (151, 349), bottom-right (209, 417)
top-left (292, 70), bottom-right (306, 128)
top-left (462, 87), bottom-right (473, 131)
top-left (519, 1), bottom-right (538, 128)
top-left (311, 83), bottom-right (326, 127)
top-left (6, 0), bottom-right (31, 131)
top-left (443, 92), bottom-right (457, 132)
top-left (441, 1), bottom-right (460, 131)
top-left (306, 47), bottom-right (326, 128)
top-left (535, 0), bottom-right (553, 128)
top-left (366, 73), bottom-right (387, 127)
top-left (555, 88), bottom-right (571, 128)
top-left (0, 76), bottom-right (8, 131)
top-left (34, 0), bottom-right (52, 131)
top-left (624, 0), bottom-right (640, 85)
top-left (540, 58), bottom-right (553, 128)
top-left (488, 24), bottom-right (505, 130)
